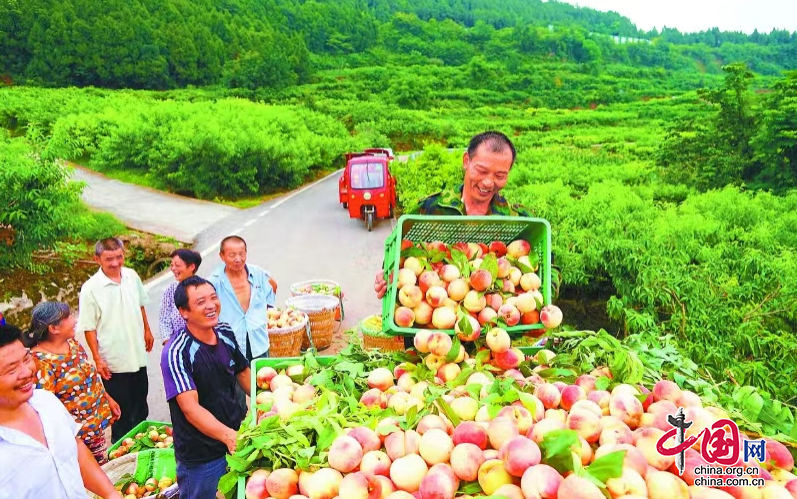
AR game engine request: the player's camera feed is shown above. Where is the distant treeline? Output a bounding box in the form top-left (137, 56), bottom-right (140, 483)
top-left (1, 0), bottom-right (796, 90)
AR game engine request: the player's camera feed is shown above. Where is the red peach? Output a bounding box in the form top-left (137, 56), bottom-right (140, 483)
top-left (397, 268), bottom-right (417, 288)
top-left (497, 257), bottom-right (512, 278)
top-left (426, 286), bottom-right (448, 308)
top-left (416, 415), bottom-right (447, 435)
top-left (499, 436), bottom-right (541, 477)
top-left (440, 264), bottom-right (460, 283)
top-left (556, 474), bottom-right (604, 499)
top-left (570, 399), bottom-right (603, 417)
top-left (587, 390), bottom-right (611, 414)
top-left (544, 409), bottom-right (567, 425)
top-left (360, 389), bottom-right (387, 410)
top-left (305, 467), bottom-right (342, 499)
top-left (450, 443), bottom-right (486, 482)
top-left (418, 271), bottom-right (442, 294)
top-left (539, 305), bottom-right (563, 329)
top-left (360, 450), bottom-right (392, 477)
top-left (427, 332), bottom-right (453, 357)
top-left (266, 468), bottom-right (299, 499)
top-left (246, 469), bottom-right (271, 499)
top-left (419, 463), bottom-right (459, 499)
top-left (560, 385), bottom-right (587, 411)
top-left (453, 421), bottom-right (489, 450)
top-left (764, 439), bottom-right (795, 471)
top-left (535, 384), bottom-right (562, 410)
top-left (566, 408), bottom-right (603, 443)
top-left (374, 476), bottom-right (394, 499)
top-left (635, 427), bottom-right (676, 471)
top-left (493, 484), bottom-right (524, 499)
top-left (677, 390), bottom-right (703, 408)
top-left (653, 380), bottom-right (682, 404)
top-left (528, 418), bottom-right (566, 445)
top-left (498, 405), bottom-right (536, 434)
top-left (497, 304), bottom-right (521, 327)
top-left (519, 273), bottom-right (542, 292)
top-left (348, 427), bottom-right (381, 454)
top-left (431, 307), bottom-right (457, 329)
top-left (477, 307), bottom-right (498, 326)
top-left (328, 435), bottom-right (364, 473)
top-left (437, 363), bottom-right (461, 383)
top-left (493, 348), bottom-right (524, 371)
top-left (520, 464), bottom-right (563, 499)
top-left (488, 417), bottom-right (520, 450)
top-left (599, 416), bottom-right (634, 446)
top-left (399, 285), bottom-right (423, 309)
top-left (575, 375), bottom-right (598, 393)
top-left (485, 293), bottom-right (503, 312)
top-left (489, 241), bottom-right (508, 257)
top-left (368, 368), bottom-right (394, 392)
top-left (455, 315), bottom-right (481, 342)
top-left (609, 392), bottom-right (644, 429)
top-left (469, 269), bottom-right (493, 292)
top-left (520, 310), bottom-right (541, 325)
top-left (339, 472), bottom-right (382, 499)
top-left (507, 240), bottom-right (531, 258)
top-left (394, 307), bottom-right (415, 328)
top-left (447, 278), bottom-right (469, 301)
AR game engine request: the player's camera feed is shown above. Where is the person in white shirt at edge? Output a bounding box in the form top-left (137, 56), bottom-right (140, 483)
top-left (0, 324), bottom-right (124, 499)
top-left (76, 237), bottom-right (155, 443)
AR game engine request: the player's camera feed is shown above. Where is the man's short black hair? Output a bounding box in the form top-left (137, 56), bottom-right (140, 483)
top-left (220, 235), bottom-right (247, 254)
top-left (467, 131), bottom-right (516, 165)
top-left (0, 324), bottom-right (23, 349)
top-left (171, 248), bottom-right (202, 273)
top-left (174, 276), bottom-right (216, 311)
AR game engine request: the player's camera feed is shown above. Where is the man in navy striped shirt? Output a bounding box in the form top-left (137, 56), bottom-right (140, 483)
top-left (160, 276), bottom-right (251, 499)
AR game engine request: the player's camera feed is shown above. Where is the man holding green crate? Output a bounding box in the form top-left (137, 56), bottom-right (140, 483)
top-left (374, 131), bottom-right (539, 349)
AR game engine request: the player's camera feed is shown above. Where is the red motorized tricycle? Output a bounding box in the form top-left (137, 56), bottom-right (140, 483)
top-left (338, 148), bottom-right (397, 231)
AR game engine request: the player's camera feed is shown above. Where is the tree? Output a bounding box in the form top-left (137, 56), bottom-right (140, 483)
top-left (750, 71), bottom-right (797, 190)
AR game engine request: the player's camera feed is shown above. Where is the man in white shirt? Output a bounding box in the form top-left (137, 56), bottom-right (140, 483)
top-left (0, 324), bottom-right (123, 499)
top-left (77, 237), bottom-right (154, 443)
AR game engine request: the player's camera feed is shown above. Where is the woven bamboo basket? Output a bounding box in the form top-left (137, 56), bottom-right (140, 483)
top-left (290, 279), bottom-right (344, 320)
top-left (92, 450), bottom-right (179, 499)
top-left (267, 312), bottom-right (309, 358)
top-left (285, 295), bottom-right (340, 351)
top-left (360, 315), bottom-right (404, 352)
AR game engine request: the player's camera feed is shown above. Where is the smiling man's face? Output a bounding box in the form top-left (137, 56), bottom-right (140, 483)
top-left (180, 282), bottom-right (221, 330)
top-left (0, 340), bottom-right (36, 410)
top-left (462, 141), bottom-right (513, 206)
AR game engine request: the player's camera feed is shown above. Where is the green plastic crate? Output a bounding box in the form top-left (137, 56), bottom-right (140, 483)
top-left (381, 215), bottom-right (552, 336)
top-left (108, 420), bottom-right (172, 455)
top-left (133, 448), bottom-right (177, 484)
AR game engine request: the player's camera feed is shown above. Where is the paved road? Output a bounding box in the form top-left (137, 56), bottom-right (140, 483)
top-left (131, 170), bottom-right (396, 422)
top-left (69, 163), bottom-right (238, 243)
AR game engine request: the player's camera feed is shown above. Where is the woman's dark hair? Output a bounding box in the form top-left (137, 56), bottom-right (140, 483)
top-left (0, 324), bottom-right (23, 349)
top-left (22, 301), bottom-right (71, 348)
top-left (171, 249), bottom-right (202, 274)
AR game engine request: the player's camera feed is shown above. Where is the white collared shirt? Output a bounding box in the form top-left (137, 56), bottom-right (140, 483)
top-left (76, 266), bottom-right (150, 373)
top-left (0, 390), bottom-right (87, 499)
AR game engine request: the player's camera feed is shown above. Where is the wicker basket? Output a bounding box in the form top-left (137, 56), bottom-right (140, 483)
top-left (290, 279), bottom-right (344, 320)
top-left (92, 449), bottom-right (178, 499)
top-left (285, 295), bottom-right (340, 351)
top-left (267, 312), bottom-right (309, 358)
top-left (360, 315), bottom-right (405, 352)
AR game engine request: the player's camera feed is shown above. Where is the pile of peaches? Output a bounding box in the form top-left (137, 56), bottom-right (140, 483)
top-left (389, 238), bottom-right (562, 335)
top-left (244, 327), bottom-right (797, 499)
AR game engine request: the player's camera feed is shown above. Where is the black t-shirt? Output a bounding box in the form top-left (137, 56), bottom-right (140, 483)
top-left (161, 322), bottom-right (249, 464)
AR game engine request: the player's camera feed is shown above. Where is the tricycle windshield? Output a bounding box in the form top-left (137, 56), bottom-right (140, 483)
top-left (350, 162), bottom-right (385, 189)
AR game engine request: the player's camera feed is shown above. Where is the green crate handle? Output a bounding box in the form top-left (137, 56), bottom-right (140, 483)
top-left (381, 214), bottom-right (553, 337)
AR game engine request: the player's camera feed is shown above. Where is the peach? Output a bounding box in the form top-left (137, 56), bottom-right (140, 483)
top-left (507, 240), bottom-right (531, 258)
top-left (426, 286), bottom-right (448, 308)
top-left (493, 348), bottom-right (524, 371)
top-left (432, 307), bottom-right (457, 329)
top-left (413, 330), bottom-right (433, 353)
top-left (348, 427), bottom-right (381, 454)
top-left (560, 385), bottom-right (587, 411)
top-left (267, 469), bottom-right (299, 499)
top-left (293, 384), bottom-right (316, 404)
top-left (360, 389), bottom-right (388, 410)
top-left (404, 257), bottom-right (424, 276)
top-left (368, 368), bottom-right (395, 392)
top-left (571, 399), bottom-right (603, 417)
top-left (534, 384), bottom-right (562, 410)
top-left (374, 476), bottom-right (394, 499)
top-left (478, 459), bottom-right (516, 495)
top-left (644, 469), bottom-right (689, 499)
top-left (491, 484), bottom-right (524, 499)
top-left (573, 435), bottom-right (594, 466)
top-left (520, 464), bottom-right (562, 499)
top-left (440, 264), bottom-right (460, 283)
top-left (599, 416), bottom-right (634, 446)
top-left (256, 367), bottom-right (278, 390)
top-left (246, 469), bottom-right (271, 499)
top-left (528, 418), bottom-right (565, 444)
top-left (328, 435), bottom-right (364, 473)
top-left (488, 417), bottom-right (520, 450)
top-left (764, 439), bottom-right (795, 471)
top-left (567, 408), bottom-right (603, 443)
top-left (360, 450), bottom-right (392, 477)
top-left (270, 374), bottom-right (293, 391)
top-left (587, 390), bottom-right (611, 413)
top-left (595, 443), bottom-right (648, 478)
top-left (419, 271), bottom-right (442, 294)
top-left (609, 392), bottom-right (644, 429)
top-left (545, 408), bottom-right (567, 424)
top-left (390, 453), bottom-right (428, 493)
top-left (574, 375), bottom-right (597, 394)
top-left (506, 268), bottom-right (521, 288)
top-left (419, 463), bottom-right (459, 499)
top-left (305, 468), bottom-right (342, 499)
top-left (477, 307), bottom-right (498, 326)
top-left (519, 273), bottom-right (541, 292)
top-left (556, 474), bottom-right (604, 499)
top-left (539, 305), bottom-right (562, 329)
top-left (394, 307), bottom-right (415, 328)
top-left (653, 380), bottom-right (682, 404)
top-left (399, 285), bottom-right (423, 309)
top-left (397, 373), bottom-right (416, 393)
top-left (483, 449), bottom-right (500, 461)
top-left (419, 428), bottom-right (454, 466)
top-left (397, 268), bottom-right (418, 289)
top-left (462, 290), bottom-right (486, 314)
top-left (502, 279), bottom-right (515, 293)
top-left (467, 243), bottom-right (484, 259)
top-left (675, 390), bottom-right (702, 408)
top-left (512, 293), bottom-right (536, 314)
top-left (417, 415), bottom-right (447, 435)
top-left (499, 436), bottom-right (541, 477)
top-left (497, 304), bottom-right (521, 327)
top-left (498, 405), bottom-right (536, 434)
top-left (455, 315), bottom-right (481, 342)
top-left (469, 269), bottom-right (493, 292)
top-left (635, 427), bottom-right (676, 471)
top-left (521, 310), bottom-right (541, 325)
top-left (450, 397), bottom-right (479, 422)
top-left (490, 241), bottom-right (508, 256)
top-left (437, 363), bottom-right (461, 383)
top-left (482, 293), bottom-right (501, 311)
top-left (606, 467), bottom-right (647, 498)
top-left (450, 443), bottom-right (485, 482)
top-left (297, 470), bottom-right (314, 497)
top-left (339, 472), bottom-right (381, 499)
top-left (485, 327), bottom-right (511, 353)
top-left (442, 298), bottom-right (459, 311)
top-left (453, 421), bottom-right (489, 450)
top-left (447, 278), bottom-right (470, 301)
top-left (427, 332), bottom-right (453, 357)
top-left (611, 384), bottom-right (640, 398)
